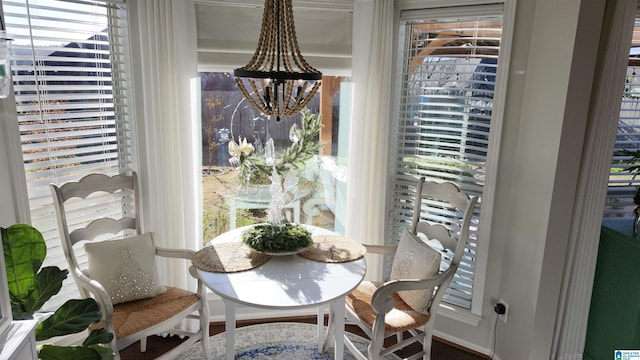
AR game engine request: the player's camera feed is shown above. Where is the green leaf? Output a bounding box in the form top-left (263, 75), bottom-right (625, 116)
top-left (88, 345), bottom-right (115, 360)
top-left (2, 224), bottom-right (47, 317)
top-left (38, 344), bottom-right (107, 360)
top-left (83, 328), bottom-right (114, 346)
top-left (26, 266), bottom-right (69, 313)
top-left (35, 298), bottom-right (102, 341)
top-left (9, 293), bottom-right (32, 320)
top-left (0, 224), bottom-right (52, 319)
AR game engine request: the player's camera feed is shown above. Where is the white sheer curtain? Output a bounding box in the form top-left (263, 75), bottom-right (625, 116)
top-left (127, 0), bottom-right (202, 290)
top-left (346, 0), bottom-right (394, 280)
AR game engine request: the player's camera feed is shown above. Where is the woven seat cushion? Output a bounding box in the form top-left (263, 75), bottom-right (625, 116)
top-left (346, 281), bottom-right (431, 335)
top-left (92, 286), bottom-right (198, 338)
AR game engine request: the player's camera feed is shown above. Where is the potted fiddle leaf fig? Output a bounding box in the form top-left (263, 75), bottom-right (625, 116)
top-left (2, 223), bottom-right (114, 360)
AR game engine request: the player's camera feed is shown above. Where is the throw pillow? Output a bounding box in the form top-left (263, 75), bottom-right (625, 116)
top-left (84, 232), bottom-right (166, 304)
top-left (390, 230), bottom-right (442, 314)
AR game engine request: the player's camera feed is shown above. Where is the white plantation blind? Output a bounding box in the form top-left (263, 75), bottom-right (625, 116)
top-left (3, 0), bottom-right (135, 309)
top-left (605, 16), bottom-right (640, 219)
top-left (390, 7), bottom-right (503, 309)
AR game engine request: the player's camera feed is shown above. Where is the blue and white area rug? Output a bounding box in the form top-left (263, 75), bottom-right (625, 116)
top-left (175, 322), bottom-right (371, 359)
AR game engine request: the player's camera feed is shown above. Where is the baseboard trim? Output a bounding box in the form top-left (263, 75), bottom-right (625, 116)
top-left (432, 331), bottom-right (493, 360)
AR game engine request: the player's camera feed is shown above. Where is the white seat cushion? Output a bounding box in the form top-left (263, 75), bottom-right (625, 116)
top-left (390, 230), bottom-right (441, 313)
top-left (85, 232), bottom-right (166, 304)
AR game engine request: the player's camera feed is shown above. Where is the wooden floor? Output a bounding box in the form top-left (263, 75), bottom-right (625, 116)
top-left (120, 316), bottom-right (489, 359)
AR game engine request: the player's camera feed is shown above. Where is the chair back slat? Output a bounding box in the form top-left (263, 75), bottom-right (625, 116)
top-left (69, 217), bottom-right (137, 245)
top-left (420, 180), bottom-right (470, 210)
top-left (414, 222), bottom-right (457, 252)
top-left (57, 173), bottom-right (136, 201)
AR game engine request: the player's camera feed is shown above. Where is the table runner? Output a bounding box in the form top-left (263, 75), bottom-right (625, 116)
top-left (299, 235), bottom-right (367, 263)
top-left (192, 242), bottom-right (271, 273)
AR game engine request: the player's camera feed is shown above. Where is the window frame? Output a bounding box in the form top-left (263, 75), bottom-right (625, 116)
top-left (390, 0), bottom-right (516, 319)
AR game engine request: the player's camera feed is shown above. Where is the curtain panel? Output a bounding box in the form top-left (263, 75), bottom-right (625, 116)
top-left (346, 0), bottom-right (394, 280)
top-left (128, 0), bottom-right (202, 290)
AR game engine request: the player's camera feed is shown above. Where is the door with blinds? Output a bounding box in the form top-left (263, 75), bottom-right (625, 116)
top-left (3, 0), bottom-right (135, 309)
top-left (605, 15), bottom-right (640, 219)
top-left (389, 5), bottom-right (504, 311)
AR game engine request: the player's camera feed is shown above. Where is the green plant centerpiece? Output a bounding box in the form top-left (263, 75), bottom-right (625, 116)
top-left (242, 221), bottom-right (312, 254)
top-left (2, 224), bottom-right (114, 360)
top-left (241, 167), bottom-right (313, 254)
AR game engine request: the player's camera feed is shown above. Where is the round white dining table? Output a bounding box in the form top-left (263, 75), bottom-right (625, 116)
top-left (195, 225), bottom-right (367, 360)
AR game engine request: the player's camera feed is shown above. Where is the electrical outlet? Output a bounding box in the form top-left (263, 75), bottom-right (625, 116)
top-left (498, 298), bottom-right (509, 323)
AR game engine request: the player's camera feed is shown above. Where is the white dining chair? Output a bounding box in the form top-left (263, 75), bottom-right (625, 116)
top-left (342, 177), bottom-right (478, 360)
top-left (50, 172), bottom-right (211, 360)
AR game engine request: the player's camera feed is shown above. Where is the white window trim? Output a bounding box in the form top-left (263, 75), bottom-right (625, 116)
top-left (0, 0), bottom-right (30, 223)
top-left (0, 91), bottom-right (30, 224)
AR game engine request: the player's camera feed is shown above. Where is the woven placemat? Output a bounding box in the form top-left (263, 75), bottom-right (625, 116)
top-left (299, 235), bottom-right (366, 263)
top-left (192, 242), bottom-right (271, 273)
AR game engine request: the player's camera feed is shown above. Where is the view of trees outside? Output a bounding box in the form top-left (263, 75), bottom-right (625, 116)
top-left (200, 72), bottom-right (348, 243)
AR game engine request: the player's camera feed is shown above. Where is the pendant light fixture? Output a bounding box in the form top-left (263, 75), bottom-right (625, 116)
top-left (234, 0), bottom-right (322, 121)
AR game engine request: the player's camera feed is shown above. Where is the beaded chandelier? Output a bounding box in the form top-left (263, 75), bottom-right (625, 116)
top-left (234, 0), bottom-right (322, 121)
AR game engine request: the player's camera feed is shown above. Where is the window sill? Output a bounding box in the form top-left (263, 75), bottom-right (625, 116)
top-left (437, 303), bottom-right (482, 326)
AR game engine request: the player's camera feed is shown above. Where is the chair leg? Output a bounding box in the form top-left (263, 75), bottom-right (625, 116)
top-left (368, 338), bottom-right (382, 360)
top-left (422, 325), bottom-right (434, 360)
top-left (140, 336), bottom-right (147, 352)
top-left (369, 318), bottom-right (385, 360)
top-left (201, 302), bottom-right (212, 360)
